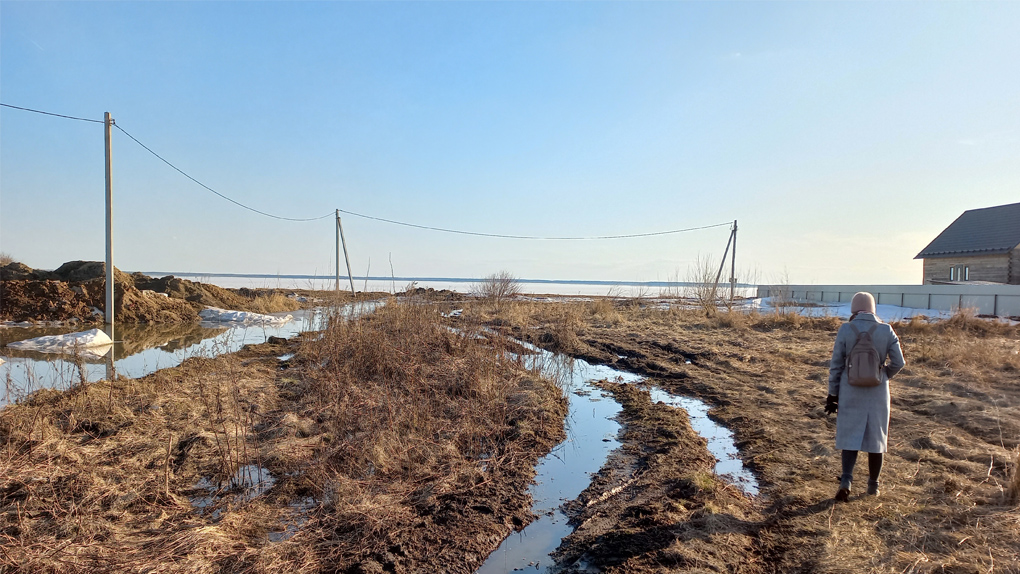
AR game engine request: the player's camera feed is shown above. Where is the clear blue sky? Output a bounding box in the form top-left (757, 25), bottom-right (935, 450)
top-left (2, 1), bottom-right (1018, 284)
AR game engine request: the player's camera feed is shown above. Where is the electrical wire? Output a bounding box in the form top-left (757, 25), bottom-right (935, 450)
top-left (114, 124), bottom-right (334, 222)
top-left (3, 102), bottom-right (733, 238)
top-left (336, 208), bottom-right (732, 240)
top-left (0, 102), bottom-right (104, 124)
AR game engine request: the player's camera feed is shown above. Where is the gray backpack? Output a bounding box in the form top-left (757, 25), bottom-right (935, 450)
top-left (847, 323), bottom-right (882, 387)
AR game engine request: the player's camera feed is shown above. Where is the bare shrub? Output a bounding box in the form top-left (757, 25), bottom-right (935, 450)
top-left (0, 252), bottom-right (13, 266)
top-left (765, 269), bottom-right (795, 314)
top-left (473, 270), bottom-right (522, 310)
top-left (684, 255), bottom-right (720, 316)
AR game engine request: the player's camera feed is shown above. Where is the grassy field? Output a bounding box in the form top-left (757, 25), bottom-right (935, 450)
top-left (465, 298), bottom-right (1020, 573)
top-left (0, 298), bottom-right (566, 573)
top-left (1, 294), bottom-right (1017, 573)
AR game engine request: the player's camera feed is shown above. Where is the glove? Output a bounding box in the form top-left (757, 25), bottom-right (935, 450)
top-left (824, 395), bottom-right (838, 415)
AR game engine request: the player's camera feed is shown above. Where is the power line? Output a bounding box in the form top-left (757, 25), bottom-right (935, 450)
top-left (4, 101), bottom-right (733, 238)
top-left (4, 101), bottom-right (331, 221)
top-left (337, 208), bottom-right (732, 240)
top-left (0, 102), bottom-right (104, 124)
top-left (114, 124), bottom-right (334, 222)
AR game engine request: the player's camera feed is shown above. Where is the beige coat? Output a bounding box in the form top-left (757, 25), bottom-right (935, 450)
top-left (828, 313), bottom-right (905, 453)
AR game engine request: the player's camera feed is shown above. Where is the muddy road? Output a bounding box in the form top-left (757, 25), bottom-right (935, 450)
top-left (1, 297), bottom-right (1017, 573)
top-left (486, 302), bottom-right (1020, 573)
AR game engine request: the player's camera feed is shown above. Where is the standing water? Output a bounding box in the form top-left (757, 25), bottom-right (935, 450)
top-left (477, 341), bottom-right (759, 573)
top-left (0, 303), bottom-right (378, 407)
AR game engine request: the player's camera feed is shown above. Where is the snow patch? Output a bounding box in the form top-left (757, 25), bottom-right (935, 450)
top-left (199, 307), bottom-right (292, 325)
top-left (6, 328), bottom-right (113, 357)
top-left (758, 297), bottom-right (956, 321)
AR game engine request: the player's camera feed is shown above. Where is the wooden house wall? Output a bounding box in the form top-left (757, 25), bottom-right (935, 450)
top-left (922, 253), bottom-right (1011, 284)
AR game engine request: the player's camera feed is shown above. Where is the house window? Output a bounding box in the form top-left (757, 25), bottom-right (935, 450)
top-left (950, 267), bottom-right (955, 281)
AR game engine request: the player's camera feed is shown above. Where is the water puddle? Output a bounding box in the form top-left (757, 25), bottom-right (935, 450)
top-left (190, 464), bottom-right (277, 521)
top-left (645, 388), bottom-right (759, 496)
top-left (477, 347), bottom-right (638, 574)
top-left (477, 340), bottom-right (758, 573)
top-left (0, 301), bottom-right (380, 407)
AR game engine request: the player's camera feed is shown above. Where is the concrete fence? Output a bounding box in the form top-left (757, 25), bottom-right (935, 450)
top-left (755, 284), bottom-right (1020, 318)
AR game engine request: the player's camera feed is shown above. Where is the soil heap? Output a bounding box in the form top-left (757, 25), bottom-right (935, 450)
top-left (0, 260), bottom-right (299, 324)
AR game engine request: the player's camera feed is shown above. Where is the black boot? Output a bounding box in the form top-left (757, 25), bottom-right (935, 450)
top-left (835, 450), bottom-right (858, 502)
top-left (867, 453), bottom-right (883, 496)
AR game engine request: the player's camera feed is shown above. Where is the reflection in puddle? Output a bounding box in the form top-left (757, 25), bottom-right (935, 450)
top-left (191, 465), bottom-right (277, 521)
top-left (0, 302), bottom-right (380, 406)
top-left (646, 388), bottom-right (760, 496)
top-left (477, 345), bottom-right (635, 574)
top-left (269, 497), bottom-right (317, 542)
top-left (477, 340), bottom-right (758, 573)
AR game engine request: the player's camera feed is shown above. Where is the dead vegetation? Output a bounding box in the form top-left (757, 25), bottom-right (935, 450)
top-left (468, 298), bottom-right (1020, 573)
top-left (471, 270), bottom-right (522, 312)
top-left (0, 299), bottom-right (566, 573)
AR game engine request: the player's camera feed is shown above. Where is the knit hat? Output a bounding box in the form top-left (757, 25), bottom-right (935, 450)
top-left (851, 292), bottom-right (876, 314)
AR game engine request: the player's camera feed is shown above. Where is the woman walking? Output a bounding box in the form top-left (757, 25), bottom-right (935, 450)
top-left (826, 292), bottom-right (905, 501)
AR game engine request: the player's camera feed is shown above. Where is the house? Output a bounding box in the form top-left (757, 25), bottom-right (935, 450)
top-left (914, 202), bottom-right (1020, 285)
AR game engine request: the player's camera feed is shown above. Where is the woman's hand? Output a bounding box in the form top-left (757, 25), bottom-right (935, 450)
top-left (824, 394), bottom-right (838, 415)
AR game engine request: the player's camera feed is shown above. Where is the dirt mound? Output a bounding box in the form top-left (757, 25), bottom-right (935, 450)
top-left (52, 260), bottom-right (135, 285)
top-left (132, 274), bottom-right (250, 310)
top-left (0, 279), bottom-right (199, 324)
top-left (0, 262), bottom-right (55, 281)
top-left (403, 286), bottom-right (463, 301)
top-left (2, 261), bottom-right (303, 323)
top-left (0, 280), bottom-right (98, 323)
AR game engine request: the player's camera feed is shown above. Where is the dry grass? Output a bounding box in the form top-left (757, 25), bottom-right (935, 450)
top-left (297, 300), bottom-right (567, 569)
top-left (241, 291), bottom-right (302, 315)
top-left (0, 299), bottom-right (567, 573)
top-left (467, 297), bottom-right (1020, 571)
top-left (0, 252), bottom-right (14, 266)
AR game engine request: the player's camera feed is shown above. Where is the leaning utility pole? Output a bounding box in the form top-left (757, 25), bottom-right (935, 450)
top-left (335, 209), bottom-right (340, 292)
top-left (730, 220), bottom-right (738, 301)
top-left (104, 112), bottom-right (115, 336)
top-left (336, 210), bottom-right (356, 294)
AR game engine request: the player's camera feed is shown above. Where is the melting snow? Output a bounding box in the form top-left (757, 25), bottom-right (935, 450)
top-left (6, 328), bottom-right (113, 357)
top-left (199, 308), bottom-right (292, 324)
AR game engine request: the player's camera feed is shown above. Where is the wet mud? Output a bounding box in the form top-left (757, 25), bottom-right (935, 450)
top-left (498, 304), bottom-right (1020, 573)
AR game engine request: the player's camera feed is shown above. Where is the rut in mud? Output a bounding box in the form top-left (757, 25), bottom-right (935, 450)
top-left (475, 300), bottom-right (1020, 574)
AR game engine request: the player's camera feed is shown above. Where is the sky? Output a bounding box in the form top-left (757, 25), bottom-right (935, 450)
top-left (2, 1), bottom-right (1018, 285)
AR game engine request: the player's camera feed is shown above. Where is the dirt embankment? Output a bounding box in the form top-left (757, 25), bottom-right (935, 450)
top-left (0, 261), bottom-right (309, 324)
top-left (472, 301), bottom-right (1020, 574)
top-left (0, 301), bottom-right (568, 573)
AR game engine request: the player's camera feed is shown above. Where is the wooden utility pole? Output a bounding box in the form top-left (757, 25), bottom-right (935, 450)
top-left (713, 227), bottom-right (734, 300)
top-left (730, 220), bottom-right (738, 301)
top-left (337, 212), bottom-right (356, 294)
top-left (335, 209), bottom-right (340, 292)
top-left (104, 112), bottom-right (115, 335)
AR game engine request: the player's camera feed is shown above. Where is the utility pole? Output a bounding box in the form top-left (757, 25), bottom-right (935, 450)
top-left (104, 112), bottom-right (115, 337)
top-left (730, 220), bottom-right (738, 301)
top-left (337, 212), bottom-right (356, 294)
top-left (335, 209), bottom-right (340, 292)
top-left (713, 226), bottom-right (734, 301)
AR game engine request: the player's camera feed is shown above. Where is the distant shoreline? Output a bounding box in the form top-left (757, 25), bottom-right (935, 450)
top-left (137, 272), bottom-right (756, 289)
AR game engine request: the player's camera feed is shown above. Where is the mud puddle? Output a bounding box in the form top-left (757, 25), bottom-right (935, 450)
top-left (478, 341), bottom-right (758, 573)
top-left (0, 302), bottom-right (379, 406)
top-left (645, 387), bottom-right (760, 496)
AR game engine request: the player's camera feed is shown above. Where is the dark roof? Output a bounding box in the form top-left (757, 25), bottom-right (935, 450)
top-left (915, 202), bottom-right (1020, 259)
